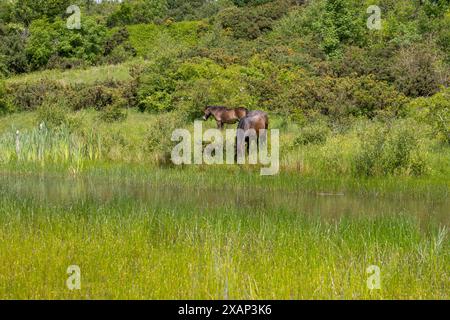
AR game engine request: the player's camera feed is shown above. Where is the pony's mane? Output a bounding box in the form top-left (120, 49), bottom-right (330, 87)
top-left (206, 106), bottom-right (229, 111)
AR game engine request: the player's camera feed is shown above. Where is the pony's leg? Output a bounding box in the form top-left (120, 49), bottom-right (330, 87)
top-left (217, 121), bottom-right (224, 130)
top-left (246, 136), bottom-right (250, 155)
top-left (260, 130), bottom-right (268, 146)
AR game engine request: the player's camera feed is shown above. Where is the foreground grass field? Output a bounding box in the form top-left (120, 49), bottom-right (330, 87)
top-left (0, 168), bottom-right (448, 299)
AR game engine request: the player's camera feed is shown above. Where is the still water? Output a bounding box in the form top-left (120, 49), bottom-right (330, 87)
top-left (1, 173), bottom-right (448, 226)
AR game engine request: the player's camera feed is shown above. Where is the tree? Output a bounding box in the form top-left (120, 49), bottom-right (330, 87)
top-left (26, 17), bottom-right (107, 70)
top-left (0, 23), bottom-right (29, 75)
top-left (11, 0), bottom-right (72, 26)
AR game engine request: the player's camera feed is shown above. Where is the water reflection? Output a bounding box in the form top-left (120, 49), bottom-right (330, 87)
top-left (0, 173), bottom-right (448, 225)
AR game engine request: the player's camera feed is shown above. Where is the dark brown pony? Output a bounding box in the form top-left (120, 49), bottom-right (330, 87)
top-left (203, 106), bottom-right (248, 129)
top-left (236, 111), bottom-right (269, 155)
top-left (238, 111), bottom-right (269, 134)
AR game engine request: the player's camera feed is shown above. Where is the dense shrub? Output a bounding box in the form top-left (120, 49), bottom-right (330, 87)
top-left (46, 56), bottom-right (88, 70)
top-left (127, 21), bottom-right (207, 58)
top-left (167, 0), bottom-right (232, 21)
top-left (0, 1), bottom-right (13, 24)
top-left (272, 75), bottom-right (408, 119)
top-left (26, 17), bottom-right (107, 70)
top-left (75, 85), bottom-right (118, 111)
top-left (106, 0), bottom-right (168, 27)
top-left (174, 76), bottom-right (257, 119)
top-left (353, 120), bottom-right (427, 176)
top-left (390, 43), bottom-right (449, 97)
top-left (6, 79), bottom-right (131, 112)
top-left (329, 43), bottom-right (412, 86)
top-left (406, 88), bottom-right (450, 144)
top-left (0, 23), bottom-right (29, 75)
top-left (99, 98), bottom-right (128, 123)
top-left (0, 80), bottom-right (14, 115)
top-left (232, 0), bottom-right (273, 6)
top-left (294, 120), bottom-right (331, 146)
top-left (6, 79), bottom-right (66, 111)
top-left (137, 56), bottom-right (258, 116)
top-left (102, 28), bottom-right (137, 64)
top-left (139, 91), bottom-right (173, 113)
top-left (215, 0), bottom-right (291, 40)
top-left (137, 57), bottom-right (178, 112)
top-left (10, 0), bottom-right (72, 26)
top-left (36, 100), bottom-right (70, 128)
top-left (172, 58), bottom-right (258, 117)
top-left (144, 112), bottom-right (185, 164)
top-left (272, 0), bottom-right (366, 57)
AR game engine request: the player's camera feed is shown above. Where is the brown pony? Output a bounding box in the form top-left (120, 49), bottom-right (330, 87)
top-left (236, 111), bottom-right (269, 155)
top-left (238, 111), bottom-right (269, 134)
top-left (203, 106), bottom-right (248, 129)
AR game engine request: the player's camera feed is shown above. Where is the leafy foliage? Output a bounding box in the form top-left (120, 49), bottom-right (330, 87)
top-left (407, 88), bottom-right (450, 144)
top-left (353, 120), bottom-right (427, 176)
top-left (106, 0), bottom-right (168, 27)
top-left (26, 17), bottom-right (108, 70)
top-left (216, 0), bottom-right (291, 39)
top-left (0, 79), bottom-right (14, 115)
top-left (9, 0), bottom-right (72, 26)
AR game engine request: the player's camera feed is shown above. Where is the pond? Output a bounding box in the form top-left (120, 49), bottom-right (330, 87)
top-left (1, 172), bottom-right (448, 227)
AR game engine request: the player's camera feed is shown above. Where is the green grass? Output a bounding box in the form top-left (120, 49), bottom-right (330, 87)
top-left (5, 61), bottom-right (137, 86)
top-left (0, 110), bottom-right (448, 299)
top-left (1, 110), bottom-right (449, 181)
top-left (0, 174), bottom-right (448, 299)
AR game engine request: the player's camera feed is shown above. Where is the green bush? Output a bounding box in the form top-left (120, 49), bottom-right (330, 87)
top-left (102, 28), bottom-right (137, 64)
top-left (127, 21), bottom-right (206, 58)
top-left (273, 75), bottom-right (408, 119)
top-left (171, 59), bottom-right (258, 117)
top-left (272, 0), bottom-right (366, 57)
top-left (139, 91), bottom-right (173, 113)
top-left (26, 17), bottom-right (107, 70)
top-left (36, 100), bottom-right (70, 128)
top-left (0, 23), bottom-right (29, 75)
top-left (107, 0), bottom-right (168, 27)
top-left (167, 0), bottom-right (231, 21)
top-left (6, 79), bottom-right (131, 112)
top-left (144, 112), bottom-right (185, 165)
top-left (75, 85), bottom-right (118, 111)
top-left (0, 80), bottom-right (14, 115)
top-left (0, 1), bottom-right (13, 24)
top-left (216, 0), bottom-right (291, 40)
top-left (294, 121), bottom-right (331, 146)
top-left (406, 88), bottom-right (450, 144)
top-left (137, 57), bottom-right (177, 112)
top-left (99, 99), bottom-right (128, 123)
top-left (353, 120), bottom-right (427, 176)
top-left (6, 79), bottom-right (65, 111)
top-left (10, 0), bottom-right (72, 26)
top-left (137, 57), bottom-right (258, 115)
top-left (390, 43), bottom-right (448, 97)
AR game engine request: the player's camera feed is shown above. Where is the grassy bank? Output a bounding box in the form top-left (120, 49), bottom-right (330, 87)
top-left (5, 61), bottom-right (135, 86)
top-left (1, 109), bottom-right (449, 180)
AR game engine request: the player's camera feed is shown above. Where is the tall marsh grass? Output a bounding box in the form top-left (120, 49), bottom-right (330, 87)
top-left (0, 187), bottom-right (448, 299)
top-left (0, 125), bottom-right (102, 167)
top-left (0, 112), bottom-right (448, 185)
